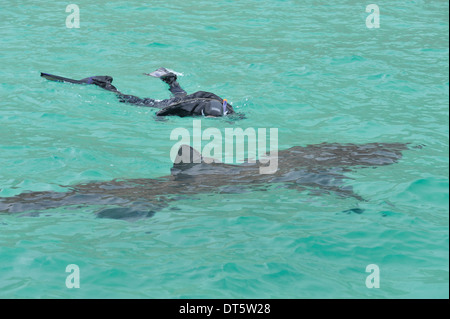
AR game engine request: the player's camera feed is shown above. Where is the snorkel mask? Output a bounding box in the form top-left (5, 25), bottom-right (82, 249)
top-left (202, 99), bottom-right (230, 117)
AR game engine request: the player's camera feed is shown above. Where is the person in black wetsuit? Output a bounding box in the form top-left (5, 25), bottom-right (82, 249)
top-left (40, 68), bottom-right (235, 117)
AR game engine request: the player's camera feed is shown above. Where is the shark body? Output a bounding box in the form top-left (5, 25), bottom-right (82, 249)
top-left (0, 142), bottom-right (408, 220)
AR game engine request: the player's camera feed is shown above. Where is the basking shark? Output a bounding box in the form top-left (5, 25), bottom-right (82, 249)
top-left (0, 142), bottom-right (409, 220)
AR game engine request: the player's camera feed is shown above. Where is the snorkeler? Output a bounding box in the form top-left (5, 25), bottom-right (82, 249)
top-left (40, 68), bottom-right (235, 118)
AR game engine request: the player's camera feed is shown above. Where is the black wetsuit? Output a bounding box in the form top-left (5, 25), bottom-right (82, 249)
top-left (41, 72), bottom-right (235, 117)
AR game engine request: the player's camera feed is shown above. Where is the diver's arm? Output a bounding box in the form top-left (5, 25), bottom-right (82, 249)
top-left (160, 73), bottom-right (187, 98)
top-left (117, 94), bottom-right (157, 107)
top-left (117, 93), bottom-right (176, 109)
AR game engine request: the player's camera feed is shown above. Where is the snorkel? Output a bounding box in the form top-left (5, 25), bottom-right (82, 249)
top-left (223, 99), bottom-right (228, 116)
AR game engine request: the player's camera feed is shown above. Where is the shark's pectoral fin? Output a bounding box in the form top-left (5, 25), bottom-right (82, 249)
top-left (96, 207), bottom-right (156, 221)
top-left (343, 208), bottom-right (365, 214)
top-left (94, 199), bottom-right (170, 221)
top-left (273, 168), bottom-right (366, 201)
top-left (283, 182), bottom-right (365, 201)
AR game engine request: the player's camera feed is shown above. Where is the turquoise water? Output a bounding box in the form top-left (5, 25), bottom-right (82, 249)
top-left (0, 0), bottom-right (448, 298)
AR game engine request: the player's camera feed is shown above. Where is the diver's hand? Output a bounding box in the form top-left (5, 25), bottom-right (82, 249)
top-left (160, 73), bottom-right (177, 84)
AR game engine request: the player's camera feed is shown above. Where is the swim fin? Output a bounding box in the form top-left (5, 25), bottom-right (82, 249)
top-left (41, 73), bottom-right (118, 92)
top-left (40, 72), bottom-right (85, 84)
top-left (144, 67), bottom-right (182, 78)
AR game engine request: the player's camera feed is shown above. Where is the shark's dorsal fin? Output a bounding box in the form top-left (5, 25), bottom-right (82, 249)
top-left (173, 144), bottom-right (222, 165)
top-left (174, 145), bottom-right (202, 165)
top-left (171, 145), bottom-right (222, 176)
